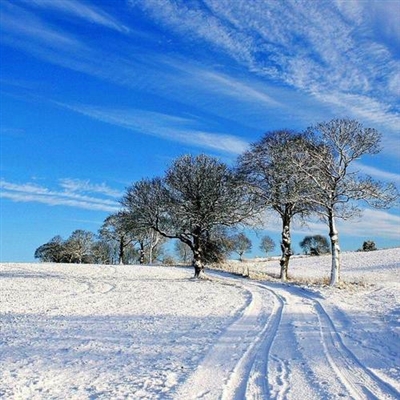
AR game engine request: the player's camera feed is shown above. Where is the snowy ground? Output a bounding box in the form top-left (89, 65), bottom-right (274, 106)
top-left (0, 248), bottom-right (399, 399)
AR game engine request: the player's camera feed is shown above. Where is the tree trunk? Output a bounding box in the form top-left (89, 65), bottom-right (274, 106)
top-left (139, 242), bottom-right (145, 264)
top-left (149, 231), bottom-right (160, 265)
top-left (192, 257), bottom-right (203, 278)
top-left (279, 218), bottom-right (292, 281)
top-left (192, 231), bottom-right (204, 278)
top-left (118, 238), bottom-right (124, 265)
top-left (328, 208), bottom-right (341, 286)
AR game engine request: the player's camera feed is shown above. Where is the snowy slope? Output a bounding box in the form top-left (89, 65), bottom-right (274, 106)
top-left (1, 248), bottom-right (399, 399)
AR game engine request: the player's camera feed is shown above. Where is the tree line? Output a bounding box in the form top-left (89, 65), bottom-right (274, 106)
top-left (35, 228), bottom-right (373, 266)
top-left (35, 226), bottom-right (278, 266)
top-left (35, 119), bottom-right (398, 286)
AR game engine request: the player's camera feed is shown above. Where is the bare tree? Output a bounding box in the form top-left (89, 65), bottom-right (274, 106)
top-left (64, 230), bottom-right (95, 263)
top-left (238, 130), bottom-right (316, 281)
top-left (122, 154), bottom-right (258, 277)
top-left (100, 212), bottom-right (136, 264)
top-left (259, 235), bottom-right (276, 256)
top-left (135, 228), bottom-right (166, 264)
top-left (229, 232), bottom-right (252, 261)
top-left (300, 119), bottom-right (398, 285)
top-left (91, 239), bottom-right (114, 264)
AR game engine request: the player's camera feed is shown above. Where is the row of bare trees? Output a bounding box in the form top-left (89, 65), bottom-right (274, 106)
top-left (121, 118), bottom-right (397, 285)
top-left (34, 225), bottom-right (167, 265)
top-left (34, 218), bottom-right (274, 265)
top-left (35, 119), bottom-right (397, 285)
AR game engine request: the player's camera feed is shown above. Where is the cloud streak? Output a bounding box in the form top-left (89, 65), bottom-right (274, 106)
top-left (0, 179), bottom-right (121, 212)
top-left (353, 163), bottom-right (400, 185)
top-left (21, 0), bottom-right (130, 33)
top-left (1, 0), bottom-right (398, 156)
top-left (56, 102), bottom-right (249, 155)
top-left (1, 2), bottom-right (267, 133)
top-left (58, 178), bottom-right (123, 198)
top-left (0, 2), bottom-right (142, 88)
top-left (290, 209), bottom-right (400, 241)
top-left (1, 2), bottom-right (86, 51)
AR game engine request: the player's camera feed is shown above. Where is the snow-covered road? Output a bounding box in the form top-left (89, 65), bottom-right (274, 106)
top-left (1, 249), bottom-right (399, 399)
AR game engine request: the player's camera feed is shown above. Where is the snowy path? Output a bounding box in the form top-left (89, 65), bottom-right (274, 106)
top-left (176, 274), bottom-right (399, 400)
top-left (175, 278), bottom-right (280, 399)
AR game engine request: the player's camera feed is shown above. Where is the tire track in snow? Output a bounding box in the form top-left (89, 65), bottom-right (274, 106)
top-left (222, 282), bottom-right (285, 400)
top-left (176, 273), bottom-right (399, 400)
top-left (174, 278), bottom-right (280, 400)
top-left (271, 284), bottom-right (399, 400)
top-left (43, 265), bottom-right (118, 314)
top-left (298, 288), bottom-right (400, 400)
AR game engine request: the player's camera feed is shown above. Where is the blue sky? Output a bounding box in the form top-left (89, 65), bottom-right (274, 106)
top-left (1, 0), bottom-right (399, 262)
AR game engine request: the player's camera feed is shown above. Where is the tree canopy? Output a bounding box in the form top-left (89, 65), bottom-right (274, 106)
top-left (122, 154), bottom-right (259, 277)
top-left (297, 118), bottom-right (398, 285)
top-left (238, 130), bottom-right (317, 280)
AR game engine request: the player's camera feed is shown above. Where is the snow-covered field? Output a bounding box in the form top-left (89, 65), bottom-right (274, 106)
top-left (1, 248), bottom-right (399, 399)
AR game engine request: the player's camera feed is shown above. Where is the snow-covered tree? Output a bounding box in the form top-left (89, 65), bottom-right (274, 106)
top-left (91, 239), bottom-right (115, 264)
top-left (238, 130), bottom-right (316, 281)
top-left (64, 230), bottom-right (95, 263)
top-left (299, 119), bottom-right (398, 285)
top-left (34, 235), bottom-right (66, 262)
top-left (100, 212), bottom-right (137, 264)
top-left (362, 240), bottom-right (377, 252)
top-left (122, 154), bottom-right (258, 277)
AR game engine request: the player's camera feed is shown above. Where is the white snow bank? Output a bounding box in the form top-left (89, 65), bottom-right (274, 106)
top-left (0, 264), bottom-right (248, 399)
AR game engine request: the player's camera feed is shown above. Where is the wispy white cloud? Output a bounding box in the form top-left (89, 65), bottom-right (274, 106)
top-left (0, 1), bottom-right (336, 136)
top-left (59, 178), bottom-right (123, 198)
top-left (334, 0), bottom-right (400, 45)
top-left (353, 163), bottom-right (400, 185)
top-left (337, 208), bottom-right (400, 240)
top-left (56, 102), bottom-right (249, 155)
top-left (20, 0), bottom-right (129, 33)
top-left (1, 2), bottom-right (85, 51)
top-left (128, 0), bottom-right (400, 133)
top-left (290, 209), bottom-right (400, 241)
top-left (313, 92), bottom-right (400, 139)
top-left (0, 2), bottom-right (141, 85)
top-left (128, 0), bottom-right (254, 65)
top-left (192, 70), bottom-right (281, 108)
top-left (2, 0), bottom-right (399, 152)
top-left (0, 179), bottom-right (121, 212)
top-left (0, 3), bottom-right (282, 129)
